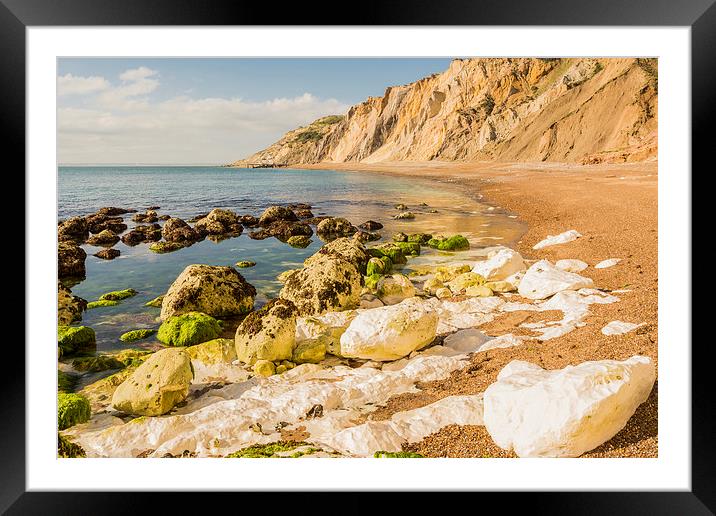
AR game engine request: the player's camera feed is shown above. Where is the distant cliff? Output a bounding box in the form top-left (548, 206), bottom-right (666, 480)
top-left (230, 58), bottom-right (657, 166)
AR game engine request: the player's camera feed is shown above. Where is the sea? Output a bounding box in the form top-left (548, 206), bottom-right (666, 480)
top-left (58, 166), bottom-right (525, 353)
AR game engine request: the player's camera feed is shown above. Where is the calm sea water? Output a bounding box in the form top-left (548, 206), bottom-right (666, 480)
top-left (59, 166), bottom-right (525, 353)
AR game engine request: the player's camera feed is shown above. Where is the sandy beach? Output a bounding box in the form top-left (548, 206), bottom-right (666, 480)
top-left (304, 160), bottom-right (658, 458)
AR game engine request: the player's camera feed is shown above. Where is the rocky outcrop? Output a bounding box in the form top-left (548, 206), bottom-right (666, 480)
top-left (162, 217), bottom-right (200, 243)
top-left (58, 242), bottom-right (86, 279)
top-left (58, 283), bottom-right (87, 325)
top-left (231, 58), bottom-right (657, 166)
top-left (161, 264), bottom-right (256, 320)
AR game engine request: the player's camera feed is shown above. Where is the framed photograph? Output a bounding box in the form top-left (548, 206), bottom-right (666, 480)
top-left (5, 0), bottom-right (709, 512)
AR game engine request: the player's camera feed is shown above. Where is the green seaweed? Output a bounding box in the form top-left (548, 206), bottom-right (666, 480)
top-left (235, 261), bottom-right (257, 268)
top-left (394, 241), bottom-right (421, 256)
top-left (226, 441), bottom-right (311, 458)
top-left (58, 325), bottom-right (96, 356)
top-left (157, 312), bottom-right (222, 347)
top-left (99, 288), bottom-right (138, 301)
top-left (427, 235), bottom-right (470, 251)
top-left (58, 392), bottom-right (91, 430)
top-left (58, 370), bottom-right (77, 393)
top-left (144, 295), bottom-right (164, 308)
top-left (71, 355), bottom-right (124, 373)
top-left (86, 299), bottom-right (119, 309)
top-left (58, 433), bottom-right (86, 458)
top-left (373, 451), bottom-right (424, 458)
top-left (119, 329), bottom-right (157, 343)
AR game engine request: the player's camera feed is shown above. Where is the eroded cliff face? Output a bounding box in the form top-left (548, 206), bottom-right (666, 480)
top-left (231, 58), bottom-right (657, 166)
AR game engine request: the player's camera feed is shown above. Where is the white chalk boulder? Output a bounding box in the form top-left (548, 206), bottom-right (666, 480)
top-left (472, 248), bottom-right (526, 281)
top-left (340, 299), bottom-right (438, 361)
top-left (483, 355), bottom-right (655, 457)
top-left (595, 258), bottom-right (621, 269)
top-left (518, 259), bottom-right (594, 300)
top-left (555, 259), bottom-right (589, 273)
top-left (601, 320), bottom-right (642, 335)
top-left (533, 230), bottom-right (582, 250)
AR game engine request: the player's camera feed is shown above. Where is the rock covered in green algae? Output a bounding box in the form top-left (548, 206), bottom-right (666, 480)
top-left (292, 338), bottom-right (326, 364)
top-left (368, 243), bottom-right (407, 265)
top-left (407, 233), bottom-right (432, 244)
top-left (392, 232), bottom-right (408, 242)
top-left (287, 235), bottom-right (311, 248)
top-left (435, 264), bottom-right (473, 283)
top-left (373, 451), bottom-right (424, 458)
top-left (304, 237), bottom-right (370, 274)
top-left (86, 299), bottom-right (119, 309)
top-left (99, 288), bottom-right (138, 301)
top-left (364, 273), bottom-right (383, 291)
top-left (58, 370), bottom-right (77, 393)
top-left (366, 256), bottom-right (391, 276)
top-left (79, 365), bottom-right (139, 412)
top-left (427, 235), bottom-right (470, 251)
top-left (71, 355), bottom-right (124, 373)
top-left (111, 348), bottom-right (193, 416)
top-left (226, 441), bottom-right (312, 458)
top-left (157, 311), bottom-right (222, 347)
top-left (183, 338), bottom-right (237, 364)
top-left (235, 260), bottom-right (256, 268)
top-left (235, 299), bottom-right (297, 364)
top-left (58, 241), bottom-right (87, 280)
top-left (86, 229), bottom-right (120, 247)
top-left (394, 241), bottom-right (420, 256)
top-left (393, 211), bottom-right (415, 220)
top-left (144, 295), bottom-right (164, 308)
top-left (149, 241), bottom-right (186, 254)
top-left (58, 392), bottom-right (91, 430)
top-left (252, 359), bottom-right (276, 377)
top-left (446, 272), bottom-right (486, 293)
top-left (160, 264), bottom-right (256, 320)
top-left (58, 283), bottom-right (87, 326)
top-left (58, 434), bottom-right (86, 458)
top-left (316, 217), bottom-right (357, 241)
top-left (119, 329), bottom-right (156, 343)
top-left (58, 325), bottom-right (96, 357)
top-left (113, 349), bottom-right (153, 367)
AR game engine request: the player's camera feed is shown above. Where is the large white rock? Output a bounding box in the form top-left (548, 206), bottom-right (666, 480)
top-left (472, 248), bottom-right (526, 281)
top-left (376, 274), bottom-right (417, 305)
top-left (533, 230), bottom-right (582, 250)
top-left (483, 355), bottom-right (655, 457)
top-left (340, 299), bottom-right (438, 361)
top-left (443, 329), bottom-right (492, 353)
top-left (595, 258), bottom-right (621, 269)
top-left (601, 320), bottom-right (642, 335)
top-left (518, 260), bottom-right (594, 300)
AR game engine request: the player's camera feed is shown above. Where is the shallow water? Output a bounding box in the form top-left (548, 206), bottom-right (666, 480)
top-left (59, 166), bottom-right (525, 352)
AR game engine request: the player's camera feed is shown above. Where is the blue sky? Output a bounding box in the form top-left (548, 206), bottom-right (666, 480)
top-left (57, 58), bottom-right (453, 164)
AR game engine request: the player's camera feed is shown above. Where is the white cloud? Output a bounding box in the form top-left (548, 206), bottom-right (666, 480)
top-left (58, 68), bottom-right (349, 164)
top-left (57, 73), bottom-right (110, 96)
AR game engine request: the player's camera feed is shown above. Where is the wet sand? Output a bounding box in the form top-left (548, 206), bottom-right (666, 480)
top-left (305, 160), bottom-right (658, 458)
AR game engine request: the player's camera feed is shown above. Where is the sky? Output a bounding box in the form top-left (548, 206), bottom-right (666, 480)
top-left (57, 58), bottom-right (453, 165)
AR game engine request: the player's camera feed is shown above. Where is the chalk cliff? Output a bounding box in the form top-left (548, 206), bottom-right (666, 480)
top-left (231, 58), bottom-right (657, 166)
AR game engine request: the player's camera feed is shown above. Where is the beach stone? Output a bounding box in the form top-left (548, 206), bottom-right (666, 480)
top-left (443, 328), bottom-right (492, 353)
top-left (377, 274), bottom-right (416, 305)
top-left (533, 229), bottom-right (582, 250)
top-left (435, 288), bottom-right (452, 299)
top-left (518, 259), bottom-right (594, 300)
top-left (316, 217), bottom-right (357, 241)
top-left (287, 235), bottom-right (312, 248)
top-left (194, 208), bottom-right (243, 236)
top-left (58, 242), bottom-right (87, 279)
top-left (58, 325), bottom-right (96, 357)
top-left (395, 203), bottom-right (408, 210)
top-left (422, 277), bottom-right (444, 295)
top-left (353, 230), bottom-right (381, 243)
top-left (94, 248), bottom-right (121, 260)
top-left (253, 360), bottom-right (276, 377)
top-left (132, 210), bottom-right (158, 223)
top-left (483, 356), bottom-right (655, 457)
top-left (145, 295), bottom-right (164, 308)
top-left (392, 232), bottom-right (408, 242)
top-left (161, 264), bottom-right (256, 320)
top-left (58, 283), bottom-right (86, 326)
top-left (235, 299), bottom-right (297, 365)
top-left (162, 217), bottom-right (200, 243)
top-left (394, 241), bottom-right (420, 256)
top-left (464, 285), bottom-right (493, 297)
top-left (71, 355), bottom-right (124, 373)
top-left (238, 214), bottom-right (259, 227)
top-left (111, 348), bottom-right (194, 416)
top-left (260, 220), bottom-right (314, 242)
top-left (58, 216), bottom-right (89, 242)
top-left (119, 329), bottom-right (156, 343)
top-left (295, 310), bottom-right (358, 357)
top-left (359, 294), bottom-right (384, 309)
top-left (472, 248), bottom-right (526, 281)
top-left (280, 256), bottom-right (362, 316)
top-left (601, 320), bottom-right (642, 335)
top-left (292, 339), bottom-right (326, 364)
top-left (483, 280), bottom-right (516, 293)
top-left (157, 311), bottom-right (222, 347)
top-left (555, 259), bottom-right (589, 273)
top-left (99, 288), bottom-right (137, 301)
top-left (85, 213), bottom-right (127, 235)
top-left (304, 237), bottom-right (370, 274)
top-left (184, 338), bottom-right (237, 364)
top-left (366, 257), bottom-right (390, 276)
top-left (595, 258), bottom-right (621, 269)
top-left (447, 272), bottom-right (486, 293)
top-left (368, 243), bottom-right (407, 265)
top-left (408, 233), bottom-right (432, 244)
top-left (293, 208), bottom-right (314, 219)
top-left (97, 207), bottom-right (135, 216)
top-left (393, 211), bottom-right (415, 220)
top-left (340, 298), bottom-right (438, 361)
top-left (58, 392), bottom-right (91, 430)
top-left (435, 264), bottom-right (472, 283)
top-left (258, 206), bottom-right (298, 226)
top-left (359, 220), bottom-right (383, 231)
top-left (86, 229), bottom-right (119, 246)
top-left (149, 241), bottom-right (186, 254)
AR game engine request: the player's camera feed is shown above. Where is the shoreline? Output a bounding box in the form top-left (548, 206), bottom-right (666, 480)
top-left (302, 160), bottom-right (659, 458)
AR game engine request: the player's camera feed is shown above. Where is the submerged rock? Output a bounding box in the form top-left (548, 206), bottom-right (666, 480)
top-left (121, 224), bottom-right (162, 246)
top-left (340, 298), bottom-right (438, 361)
top-left (58, 242), bottom-right (87, 280)
top-left (393, 211), bottom-right (415, 220)
top-left (58, 392), bottom-right (91, 430)
top-left (316, 217), bottom-right (357, 241)
top-left (149, 241), bottom-right (186, 254)
top-left (235, 260), bottom-right (256, 268)
top-left (97, 206), bottom-right (135, 216)
top-left (111, 348), bottom-right (194, 416)
top-left (258, 206), bottom-right (298, 226)
top-left (239, 214), bottom-right (259, 227)
top-left (132, 210), bottom-right (158, 223)
top-left (58, 216), bottom-right (89, 242)
top-left (484, 356), bottom-right (655, 457)
top-left (157, 311), bottom-right (222, 347)
top-left (94, 248), bottom-right (120, 260)
top-left (162, 217), bottom-right (200, 243)
top-left (99, 288), bottom-right (137, 301)
top-left (517, 259), bottom-right (594, 300)
top-left (85, 213), bottom-right (127, 235)
top-left (287, 235), bottom-right (312, 248)
top-left (366, 257), bottom-right (391, 276)
top-left (392, 232), bottom-right (408, 242)
top-left (161, 264), bottom-right (256, 320)
top-left (58, 283), bottom-right (86, 326)
top-left (86, 299), bottom-right (119, 309)
top-left (250, 220), bottom-right (313, 242)
top-left (120, 329), bottom-right (156, 342)
top-left (235, 299), bottom-right (297, 364)
top-left (427, 235), bottom-right (470, 251)
top-left (359, 220), bottom-right (383, 231)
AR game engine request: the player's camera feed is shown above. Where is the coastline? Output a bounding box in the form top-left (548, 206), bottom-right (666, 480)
top-left (302, 160), bottom-right (659, 458)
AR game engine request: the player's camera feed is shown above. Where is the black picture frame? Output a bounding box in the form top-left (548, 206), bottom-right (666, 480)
top-left (3, 0), bottom-right (708, 513)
